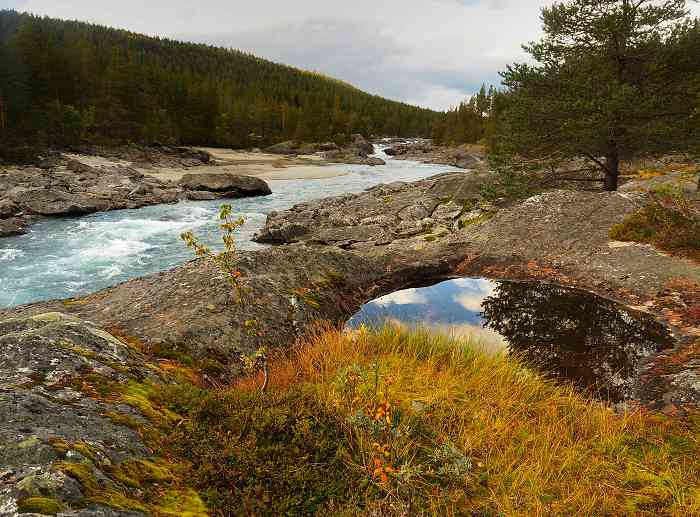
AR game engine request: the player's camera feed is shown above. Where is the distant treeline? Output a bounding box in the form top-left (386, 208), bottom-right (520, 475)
top-left (431, 84), bottom-right (506, 148)
top-left (0, 10), bottom-right (442, 159)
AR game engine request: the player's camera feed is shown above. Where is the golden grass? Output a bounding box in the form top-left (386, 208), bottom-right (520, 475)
top-left (236, 325), bottom-right (700, 516)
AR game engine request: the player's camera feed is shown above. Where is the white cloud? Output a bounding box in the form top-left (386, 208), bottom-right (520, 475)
top-left (373, 288), bottom-right (428, 306)
top-left (452, 279), bottom-right (496, 312)
top-left (453, 293), bottom-right (486, 312)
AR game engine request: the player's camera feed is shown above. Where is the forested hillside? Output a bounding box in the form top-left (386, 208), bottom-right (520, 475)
top-left (0, 10), bottom-right (441, 159)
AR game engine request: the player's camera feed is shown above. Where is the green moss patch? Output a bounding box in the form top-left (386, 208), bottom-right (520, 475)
top-left (162, 387), bottom-right (363, 515)
top-left (17, 496), bottom-right (65, 514)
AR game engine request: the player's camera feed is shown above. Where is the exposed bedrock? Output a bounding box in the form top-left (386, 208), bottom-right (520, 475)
top-left (0, 313), bottom-right (160, 516)
top-left (2, 170), bottom-right (700, 410)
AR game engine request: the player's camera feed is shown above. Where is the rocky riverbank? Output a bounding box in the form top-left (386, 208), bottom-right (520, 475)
top-left (265, 134), bottom-right (387, 166)
top-left (382, 139), bottom-right (486, 169)
top-left (0, 135), bottom-right (398, 237)
top-left (0, 147), bottom-right (272, 237)
top-left (4, 168), bottom-right (699, 411)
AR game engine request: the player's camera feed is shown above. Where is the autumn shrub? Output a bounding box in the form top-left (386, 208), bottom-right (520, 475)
top-left (610, 192), bottom-right (700, 261)
top-left (181, 204), bottom-right (268, 389)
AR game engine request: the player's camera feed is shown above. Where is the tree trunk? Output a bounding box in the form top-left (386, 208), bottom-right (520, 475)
top-left (604, 145), bottom-right (620, 191)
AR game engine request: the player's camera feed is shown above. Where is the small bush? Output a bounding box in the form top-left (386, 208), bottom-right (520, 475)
top-left (610, 197), bottom-right (700, 261)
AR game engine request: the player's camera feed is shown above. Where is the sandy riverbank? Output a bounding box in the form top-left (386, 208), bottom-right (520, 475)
top-left (139, 147), bottom-right (349, 182)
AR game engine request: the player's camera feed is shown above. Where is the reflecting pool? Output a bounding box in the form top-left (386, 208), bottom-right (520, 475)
top-left (348, 278), bottom-right (675, 402)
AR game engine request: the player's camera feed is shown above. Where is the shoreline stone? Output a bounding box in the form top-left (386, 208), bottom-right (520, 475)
top-left (178, 172), bottom-right (271, 197)
top-left (0, 148), bottom-right (272, 237)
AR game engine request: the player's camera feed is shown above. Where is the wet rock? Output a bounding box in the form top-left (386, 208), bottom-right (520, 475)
top-left (178, 173), bottom-right (271, 197)
top-left (0, 217), bottom-right (27, 237)
top-left (11, 189), bottom-right (110, 216)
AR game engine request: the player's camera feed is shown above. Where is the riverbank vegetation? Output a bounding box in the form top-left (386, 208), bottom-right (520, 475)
top-left (86, 324), bottom-right (700, 516)
top-left (0, 10), bottom-right (441, 161)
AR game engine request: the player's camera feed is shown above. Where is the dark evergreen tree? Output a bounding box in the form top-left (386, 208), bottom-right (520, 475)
top-left (499, 0), bottom-right (700, 190)
top-left (432, 84), bottom-right (504, 147)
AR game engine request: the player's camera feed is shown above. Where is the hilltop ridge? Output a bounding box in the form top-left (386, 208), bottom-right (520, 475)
top-left (0, 10), bottom-right (442, 160)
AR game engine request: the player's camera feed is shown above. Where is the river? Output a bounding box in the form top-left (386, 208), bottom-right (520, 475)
top-left (0, 146), bottom-right (458, 308)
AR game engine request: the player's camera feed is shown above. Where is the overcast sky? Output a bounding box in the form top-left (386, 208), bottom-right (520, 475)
top-left (3, 0), bottom-right (700, 110)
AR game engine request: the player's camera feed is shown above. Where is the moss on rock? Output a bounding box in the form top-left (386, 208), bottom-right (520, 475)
top-left (17, 496), bottom-right (66, 514)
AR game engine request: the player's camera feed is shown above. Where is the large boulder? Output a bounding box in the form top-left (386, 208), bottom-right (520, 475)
top-left (179, 173), bottom-right (271, 197)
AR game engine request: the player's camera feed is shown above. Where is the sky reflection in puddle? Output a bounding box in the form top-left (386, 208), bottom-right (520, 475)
top-left (348, 278), bottom-right (675, 402)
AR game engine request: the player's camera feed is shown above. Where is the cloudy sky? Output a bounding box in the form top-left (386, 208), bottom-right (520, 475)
top-left (3, 0), bottom-right (700, 110)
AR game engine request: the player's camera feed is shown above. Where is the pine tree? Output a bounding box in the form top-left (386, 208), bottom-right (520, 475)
top-left (500, 0), bottom-right (700, 190)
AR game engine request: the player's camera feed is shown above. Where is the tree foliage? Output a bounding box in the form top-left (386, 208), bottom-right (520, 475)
top-left (499, 0), bottom-right (700, 190)
top-left (0, 10), bottom-right (442, 158)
